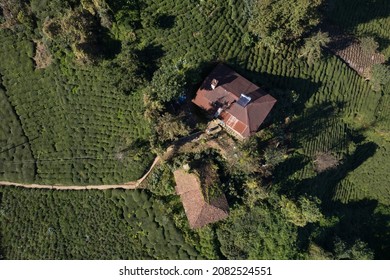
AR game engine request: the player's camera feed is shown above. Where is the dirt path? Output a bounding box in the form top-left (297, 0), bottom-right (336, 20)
top-left (0, 156), bottom-right (160, 191)
top-left (0, 130), bottom-right (205, 191)
top-left (0, 181), bottom-right (139, 190)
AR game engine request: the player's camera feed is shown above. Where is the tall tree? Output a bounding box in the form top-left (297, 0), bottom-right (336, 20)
top-left (151, 61), bottom-right (187, 103)
top-left (248, 0), bottom-right (323, 48)
top-left (279, 196), bottom-right (323, 227)
top-left (359, 36), bottom-right (379, 55)
top-left (154, 113), bottom-right (190, 142)
top-left (217, 203), bottom-right (298, 259)
top-left (299, 31), bottom-right (330, 65)
top-left (370, 64), bottom-right (390, 92)
top-left (334, 239), bottom-right (374, 260)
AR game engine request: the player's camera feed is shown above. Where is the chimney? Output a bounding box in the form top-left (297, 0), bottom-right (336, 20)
top-left (211, 79), bottom-right (218, 90)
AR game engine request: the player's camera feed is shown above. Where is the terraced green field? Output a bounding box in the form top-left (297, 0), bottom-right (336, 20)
top-left (0, 31), bottom-right (153, 185)
top-left (0, 187), bottom-right (201, 259)
top-left (0, 87), bottom-right (35, 182)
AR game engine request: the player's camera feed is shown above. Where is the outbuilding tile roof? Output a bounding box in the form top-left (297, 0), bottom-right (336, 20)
top-left (173, 169), bottom-right (229, 229)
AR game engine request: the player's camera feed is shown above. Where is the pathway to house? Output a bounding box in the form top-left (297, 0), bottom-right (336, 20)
top-left (0, 156), bottom-right (161, 190)
top-left (0, 131), bottom-right (206, 191)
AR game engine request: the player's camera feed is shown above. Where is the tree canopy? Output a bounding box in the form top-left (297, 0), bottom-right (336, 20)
top-left (217, 203), bottom-right (299, 259)
top-left (370, 63), bottom-right (390, 92)
top-left (248, 0), bottom-right (323, 48)
top-left (299, 31), bottom-right (330, 65)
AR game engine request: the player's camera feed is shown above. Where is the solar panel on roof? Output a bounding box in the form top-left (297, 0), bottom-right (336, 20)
top-left (237, 94), bottom-right (252, 107)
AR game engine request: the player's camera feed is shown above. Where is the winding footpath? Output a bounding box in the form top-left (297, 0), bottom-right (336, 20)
top-left (0, 131), bottom-right (206, 191)
top-left (0, 156), bottom-right (160, 191)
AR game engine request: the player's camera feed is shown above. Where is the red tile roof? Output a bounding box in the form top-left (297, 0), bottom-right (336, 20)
top-left (192, 64), bottom-right (277, 138)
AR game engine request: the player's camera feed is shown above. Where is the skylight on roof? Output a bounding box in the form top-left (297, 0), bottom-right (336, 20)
top-left (237, 94), bottom-right (252, 107)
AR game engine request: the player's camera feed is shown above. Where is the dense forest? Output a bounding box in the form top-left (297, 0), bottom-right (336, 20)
top-left (0, 0), bottom-right (389, 259)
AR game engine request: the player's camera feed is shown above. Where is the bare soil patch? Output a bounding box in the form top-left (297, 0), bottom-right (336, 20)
top-left (33, 40), bottom-right (53, 69)
top-left (313, 152), bottom-right (340, 173)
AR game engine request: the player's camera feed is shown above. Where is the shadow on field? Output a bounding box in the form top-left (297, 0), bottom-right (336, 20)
top-left (136, 44), bottom-right (165, 80)
top-left (289, 101), bottom-right (345, 143)
top-left (299, 198), bottom-right (390, 259)
top-left (325, 0), bottom-right (390, 53)
top-left (326, 0), bottom-right (390, 28)
top-left (284, 140), bottom-right (377, 200)
top-left (155, 14), bottom-right (176, 29)
top-left (272, 154), bottom-right (309, 185)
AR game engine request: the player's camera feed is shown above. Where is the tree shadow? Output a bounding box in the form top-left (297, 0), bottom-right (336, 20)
top-left (326, 0), bottom-right (390, 30)
top-left (155, 14), bottom-right (176, 29)
top-left (289, 101), bottom-right (344, 146)
top-left (272, 154), bottom-right (309, 184)
top-left (325, 0), bottom-right (390, 53)
top-left (99, 29), bottom-right (122, 59)
top-left (285, 140), bottom-right (377, 202)
top-left (325, 27), bottom-right (358, 54)
top-left (309, 199), bottom-right (390, 259)
top-left (82, 30), bottom-right (121, 61)
top-left (135, 44), bottom-right (165, 80)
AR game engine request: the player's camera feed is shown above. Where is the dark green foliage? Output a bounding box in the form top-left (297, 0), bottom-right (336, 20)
top-left (248, 0), bottom-right (323, 48)
top-left (0, 0), bottom-right (389, 260)
top-left (370, 64), bottom-right (390, 92)
top-left (144, 164), bottom-right (176, 196)
top-left (151, 61), bottom-right (186, 103)
top-left (326, 0), bottom-right (390, 58)
top-left (103, 42), bottom-right (145, 93)
top-left (333, 238), bottom-right (374, 260)
top-left (263, 145), bottom-right (287, 167)
top-left (192, 158), bottom-right (224, 203)
top-left (217, 202), bottom-right (299, 259)
top-left (299, 31), bottom-right (330, 65)
top-left (359, 36), bottom-right (379, 55)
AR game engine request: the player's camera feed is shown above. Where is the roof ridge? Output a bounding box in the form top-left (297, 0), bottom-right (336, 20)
top-left (192, 204), bottom-right (209, 228)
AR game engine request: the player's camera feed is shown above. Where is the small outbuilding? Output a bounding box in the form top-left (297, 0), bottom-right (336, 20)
top-left (173, 169), bottom-right (229, 229)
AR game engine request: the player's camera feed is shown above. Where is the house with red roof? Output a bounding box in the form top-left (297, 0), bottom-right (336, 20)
top-left (192, 64), bottom-right (277, 140)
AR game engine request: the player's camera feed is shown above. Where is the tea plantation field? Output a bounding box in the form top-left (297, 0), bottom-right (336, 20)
top-left (0, 87), bottom-right (35, 182)
top-left (0, 0), bottom-right (389, 260)
top-left (0, 187), bottom-right (201, 259)
top-left (0, 31), bottom-right (153, 185)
